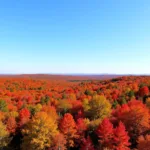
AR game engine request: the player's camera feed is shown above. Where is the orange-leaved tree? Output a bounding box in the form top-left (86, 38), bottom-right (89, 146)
top-left (6, 117), bottom-right (17, 134)
top-left (59, 113), bottom-right (78, 148)
top-left (137, 134), bottom-right (150, 150)
top-left (49, 133), bottom-right (66, 150)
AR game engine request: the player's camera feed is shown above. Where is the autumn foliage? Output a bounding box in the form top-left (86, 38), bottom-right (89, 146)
top-left (0, 76), bottom-right (150, 149)
top-left (96, 118), bottom-right (114, 149)
top-left (137, 135), bottom-right (150, 150)
top-left (59, 113), bottom-right (78, 148)
top-left (21, 112), bottom-right (58, 150)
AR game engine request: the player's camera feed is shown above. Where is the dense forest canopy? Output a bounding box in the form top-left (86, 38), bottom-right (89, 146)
top-left (0, 75), bottom-right (150, 150)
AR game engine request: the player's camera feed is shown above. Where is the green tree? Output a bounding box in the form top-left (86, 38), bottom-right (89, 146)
top-left (40, 96), bottom-right (50, 105)
top-left (0, 100), bottom-right (8, 112)
top-left (84, 89), bottom-right (92, 96)
top-left (121, 97), bottom-right (127, 105)
top-left (112, 100), bottom-right (119, 109)
top-left (128, 90), bottom-right (135, 97)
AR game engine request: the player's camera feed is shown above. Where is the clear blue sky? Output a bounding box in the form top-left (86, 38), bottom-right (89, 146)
top-left (0, 0), bottom-right (150, 74)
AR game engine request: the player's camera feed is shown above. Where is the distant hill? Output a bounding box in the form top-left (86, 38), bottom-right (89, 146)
top-left (0, 74), bottom-right (123, 80)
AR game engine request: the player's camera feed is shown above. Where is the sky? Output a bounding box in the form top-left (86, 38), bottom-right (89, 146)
top-left (0, 0), bottom-right (150, 74)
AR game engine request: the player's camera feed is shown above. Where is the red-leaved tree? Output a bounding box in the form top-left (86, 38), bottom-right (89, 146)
top-left (80, 136), bottom-right (95, 150)
top-left (19, 108), bottom-right (30, 127)
top-left (113, 122), bottom-right (130, 150)
top-left (96, 118), bottom-right (114, 149)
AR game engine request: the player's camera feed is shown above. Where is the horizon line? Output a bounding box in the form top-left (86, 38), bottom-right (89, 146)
top-left (0, 73), bottom-right (150, 76)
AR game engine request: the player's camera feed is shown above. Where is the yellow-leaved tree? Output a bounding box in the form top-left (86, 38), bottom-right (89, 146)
top-left (88, 95), bottom-right (111, 120)
top-left (58, 100), bottom-right (72, 114)
top-left (0, 121), bottom-right (10, 149)
top-left (21, 112), bottom-right (58, 150)
top-left (82, 98), bottom-right (90, 112)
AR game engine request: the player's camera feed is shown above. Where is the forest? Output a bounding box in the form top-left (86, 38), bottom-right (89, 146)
top-left (0, 75), bottom-right (150, 150)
